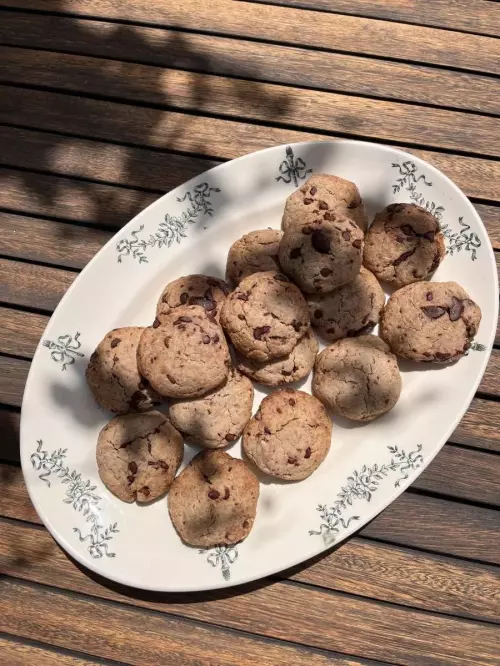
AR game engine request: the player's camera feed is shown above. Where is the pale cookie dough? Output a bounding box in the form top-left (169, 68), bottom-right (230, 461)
top-left (168, 368), bottom-right (254, 449)
top-left (313, 336), bottom-right (402, 422)
top-left (168, 449), bottom-right (259, 547)
top-left (86, 327), bottom-right (159, 414)
top-left (220, 271), bottom-right (310, 362)
top-left (279, 216), bottom-right (364, 293)
top-left (237, 329), bottom-right (318, 386)
top-left (96, 411), bottom-right (183, 503)
top-left (243, 389), bottom-right (332, 481)
top-left (226, 229), bottom-right (283, 284)
top-left (156, 274), bottom-right (230, 324)
top-left (308, 267), bottom-right (385, 341)
top-left (363, 203), bottom-right (445, 287)
top-left (380, 281), bottom-right (482, 363)
top-left (138, 305), bottom-right (231, 398)
top-left (282, 174), bottom-right (368, 233)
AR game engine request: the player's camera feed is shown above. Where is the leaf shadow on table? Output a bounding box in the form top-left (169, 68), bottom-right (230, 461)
top-left (2, 4), bottom-right (291, 249)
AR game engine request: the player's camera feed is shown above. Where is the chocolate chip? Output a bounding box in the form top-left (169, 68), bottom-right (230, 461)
top-left (323, 212), bottom-right (336, 221)
top-left (304, 447), bottom-right (312, 459)
top-left (264, 427), bottom-right (271, 435)
top-left (393, 249), bottom-right (415, 266)
top-left (400, 225), bottom-right (415, 237)
top-left (426, 292), bottom-right (433, 301)
top-left (238, 314), bottom-right (245, 320)
top-left (277, 408), bottom-right (282, 414)
top-left (208, 489), bottom-right (220, 499)
top-left (110, 338), bottom-right (121, 348)
top-left (311, 229), bottom-right (331, 254)
top-left (127, 475), bottom-right (135, 484)
top-left (128, 461), bottom-right (138, 475)
top-left (174, 316), bottom-right (192, 324)
top-left (352, 239), bottom-right (362, 249)
top-left (213, 334), bottom-right (220, 343)
top-left (237, 293), bottom-right (249, 301)
top-left (225, 433), bottom-right (237, 442)
top-left (449, 297), bottom-right (464, 322)
top-left (202, 335), bottom-right (210, 344)
top-left (223, 487), bottom-right (230, 500)
top-left (314, 309), bottom-right (323, 319)
top-left (140, 486), bottom-right (150, 498)
top-left (180, 292), bottom-right (188, 304)
top-left (304, 198), bottom-right (313, 205)
top-left (320, 268), bottom-right (332, 277)
top-left (152, 318), bottom-right (161, 328)
top-left (253, 325), bottom-right (271, 340)
top-left (310, 186), bottom-right (317, 196)
top-left (318, 201), bottom-right (328, 210)
top-left (287, 456), bottom-right (297, 464)
top-left (342, 230), bottom-right (351, 241)
top-left (302, 225), bottom-right (312, 235)
top-left (289, 398), bottom-right (295, 406)
top-left (421, 306), bottom-right (446, 319)
top-left (242, 520), bottom-right (250, 529)
top-left (290, 247), bottom-right (301, 259)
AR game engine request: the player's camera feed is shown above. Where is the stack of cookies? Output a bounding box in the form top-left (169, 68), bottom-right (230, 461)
top-left (85, 173), bottom-right (482, 550)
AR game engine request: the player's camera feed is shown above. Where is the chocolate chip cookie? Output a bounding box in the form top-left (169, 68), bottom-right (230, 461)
top-left (168, 368), bottom-right (254, 449)
top-left (226, 229), bottom-right (283, 285)
top-left (156, 274), bottom-right (230, 324)
top-left (313, 336), bottom-right (402, 421)
top-left (380, 281), bottom-right (482, 363)
top-left (308, 267), bottom-right (385, 341)
top-left (168, 449), bottom-right (259, 547)
top-left (237, 329), bottom-right (318, 386)
top-left (243, 389), bottom-right (332, 481)
top-left (363, 203), bottom-right (445, 287)
top-left (282, 174), bottom-right (368, 232)
top-left (96, 411), bottom-right (183, 503)
top-left (220, 271), bottom-right (310, 362)
top-left (138, 305), bottom-right (231, 398)
top-left (86, 327), bottom-right (159, 414)
top-left (279, 216), bottom-right (364, 293)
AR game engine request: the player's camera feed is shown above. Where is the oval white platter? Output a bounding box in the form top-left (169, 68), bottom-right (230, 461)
top-left (21, 141), bottom-right (498, 592)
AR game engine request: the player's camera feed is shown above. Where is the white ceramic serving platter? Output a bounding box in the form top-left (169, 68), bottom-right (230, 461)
top-left (21, 141), bottom-right (498, 592)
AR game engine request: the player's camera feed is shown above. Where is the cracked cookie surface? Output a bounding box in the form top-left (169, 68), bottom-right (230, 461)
top-left (226, 229), bottom-right (283, 284)
top-left (363, 203), bottom-right (445, 287)
top-left (282, 174), bottom-right (368, 233)
top-left (156, 274), bottom-right (230, 324)
top-left (242, 389), bottom-right (332, 481)
top-left (220, 271), bottom-right (310, 362)
top-left (313, 336), bottom-right (402, 422)
top-left (308, 267), bottom-right (385, 341)
top-left (237, 329), bottom-right (318, 386)
top-left (96, 411), bottom-right (183, 503)
top-left (169, 368), bottom-right (254, 449)
top-left (138, 305), bottom-right (231, 398)
top-left (279, 216), bottom-right (364, 293)
top-left (380, 281), bottom-right (482, 363)
top-left (168, 449), bottom-right (259, 547)
top-left (86, 326), bottom-right (159, 414)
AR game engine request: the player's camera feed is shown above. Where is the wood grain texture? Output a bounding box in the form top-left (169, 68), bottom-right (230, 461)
top-left (0, 636), bottom-right (109, 666)
top-left (0, 307), bottom-right (48, 358)
top-left (451, 398), bottom-right (500, 452)
top-left (479, 348), bottom-right (500, 398)
top-left (1, 572), bottom-right (499, 666)
top-left (1, 11), bottom-right (499, 115)
top-left (2, 462), bottom-right (499, 565)
top-left (2, 47), bottom-right (500, 158)
top-left (0, 357), bottom-right (31, 409)
top-left (0, 408), bottom-right (20, 463)
top-left (2, 0), bottom-right (499, 75)
top-left (2, 86), bottom-right (500, 203)
top-left (247, 0), bottom-right (500, 37)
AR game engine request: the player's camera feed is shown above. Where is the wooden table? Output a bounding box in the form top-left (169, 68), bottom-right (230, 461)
top-left (1, 2), bottom-right (499, 664)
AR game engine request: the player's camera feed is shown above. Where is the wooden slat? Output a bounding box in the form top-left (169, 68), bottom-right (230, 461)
top-left (479, 349), bottom-right (500, 398)
top-left (0, 11), bottom-right (499, 115)
top-left (2, 520), bottom-right (498, 627)
top-left (0, 258), bottom-right (75, 313)
top-left (1, 571), bottom-right (499, 665)
top-left (2, 47), bottom-right (500, 158)
top-left (2, 86), bottom-right (500, 203)
top-left (247, 0), bottom-right (500, 38)
top-left (3, 462), bottom-right (499, 565)
top-left (0, 408), bottom-right (20, 463)
top-left (0, 357), bottom-right (31, 409)
top-left (451, 398), bottom-right (500, 452)
top-left (0, 167), bottom-right (158, 229)
top-left (0, 580), bottom-right (373, 666)
top-left (0, 635), bottom-right (109, 666)
top-left (0, 307), bottom-right (48, 357)
top-left (0, 213), bottom-right (112, 269)
top-left (475, 204), bottom-right (500, 249)
top-left (2, 0), bottom-right (498, 75)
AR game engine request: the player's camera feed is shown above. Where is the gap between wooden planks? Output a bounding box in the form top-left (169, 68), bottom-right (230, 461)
top-left (0, 11), bottom-right (499, 116)
top-left (1, 46), bottom-right (500, 159)
top-left (1, 0), bottom-right (498, 75)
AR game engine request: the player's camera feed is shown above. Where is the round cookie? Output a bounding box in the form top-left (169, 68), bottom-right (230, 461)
top-left (243, 389), bottom-right (332, 481)
top-left (86, 327), bottom-right (159, 414)
top-left (282, 174), bottom-right (368, 233)
top-left (313, 336), bottom-right (401, 422)
top-left (363, 203), bottom-right (445, 287)
top-left (156, 274), bottom-right (230, 324)
top-left (220, 271), bottom-right (310, 362)
top-left (380, 281), bottom-right (482, 363)
top-left (138, 305), bottom-right (231, 398)
top-left (96, 411), bottom-right (183, 503)
top-left (279, 216), bottom-right (364, 293)
top-left (226, 229), bottom-right (283, 285)
top-left (168, 449), bottom-right (259, 547)
top-left (237, 329), bottom-right (318, 386)
top-left (168, 368), bottom-right (254, 449)
top-left (308, 267), bottom-right (385, 341)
